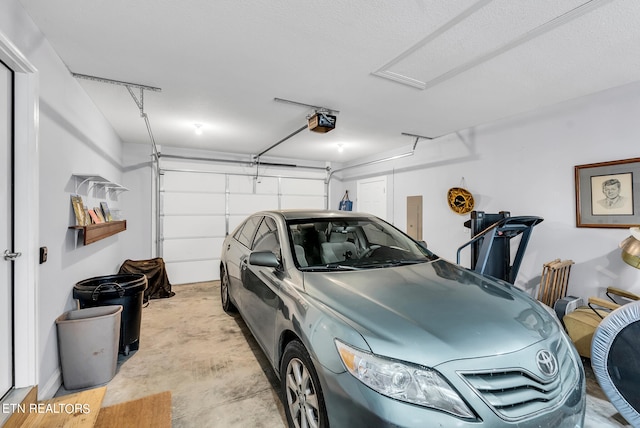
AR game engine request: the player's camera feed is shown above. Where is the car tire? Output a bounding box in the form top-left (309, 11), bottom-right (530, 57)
top-left (281, 340), bottom-right (329, 428)
top-left (220, 265), bottom-right (237, 313)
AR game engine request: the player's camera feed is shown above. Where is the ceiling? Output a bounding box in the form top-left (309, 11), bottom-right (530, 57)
top-left (19, 0), bottom-right (640, 164)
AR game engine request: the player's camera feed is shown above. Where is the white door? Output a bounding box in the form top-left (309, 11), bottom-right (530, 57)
top-left (357, 176), bottom-right (388, 220)
top-left (0, 60), bottom-right (13, 398)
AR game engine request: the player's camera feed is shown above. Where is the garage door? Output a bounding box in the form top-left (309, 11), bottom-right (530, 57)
top-left (160, 169), bottom-right (326, 284)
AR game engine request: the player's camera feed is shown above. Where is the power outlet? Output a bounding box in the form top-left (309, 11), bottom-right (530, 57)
top-left (39, 246), bottom-right (48, 264)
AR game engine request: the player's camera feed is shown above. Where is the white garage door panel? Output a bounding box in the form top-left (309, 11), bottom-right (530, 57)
top-left (163, 237), bottom-right (223, 261)
top-left (228, 175), bottom-right (279, 194)
top-left (229, 215), bottom-right (247, 234)
top-left (163, 215), bottom-right (225, 238)
top-left (281, 195), bottom-right (325, 209)
top-left (228, 175), bottom-right (253, 193)
top-left (228, 193), bottom-right (278, 214)
top-left (160, 168), bottom-right (326, 284)
top-left (281, 178), bottom-right (324, 194)
top-left (166, 259), bottom-right (219, 284)
top-left (163, 193), bottom-right (226, 215)
top-left (255, 177), bottom-right (279, 194)
top-left (163, 171), bottom-right (225, 192)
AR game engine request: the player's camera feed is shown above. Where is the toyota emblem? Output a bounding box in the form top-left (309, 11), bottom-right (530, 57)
top-left (536, 350), bottom-right (558, 378)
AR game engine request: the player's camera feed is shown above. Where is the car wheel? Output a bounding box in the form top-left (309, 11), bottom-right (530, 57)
top-left (281, 341), bottom-right (329, 428)
top-left (220, 266), bottom-right (236, 313)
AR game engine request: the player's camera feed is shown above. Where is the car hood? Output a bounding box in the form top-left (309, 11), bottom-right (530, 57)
top-left (303, 259), bottom-right (559, 367)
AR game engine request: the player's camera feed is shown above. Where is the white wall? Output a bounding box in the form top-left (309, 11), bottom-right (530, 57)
top-left (1, 0), bottom-right (130, 398)
top-left (121, 142), bottom-right (155, 261)
top-left (338, 81), bottom-right (640, 301)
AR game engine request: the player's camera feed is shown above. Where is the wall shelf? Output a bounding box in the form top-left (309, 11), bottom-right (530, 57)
top-left (69, 220), bottom-right (127, 245)
top-left (71, 173), bottom-right (129, 194)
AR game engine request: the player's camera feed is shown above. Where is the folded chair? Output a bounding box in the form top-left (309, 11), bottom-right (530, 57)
top-left (562, 287), bottom-right (639, 358)
top-left (591, 299), bottom-right (640, 427)
top-left (536, 259), bottom-right (574, 307)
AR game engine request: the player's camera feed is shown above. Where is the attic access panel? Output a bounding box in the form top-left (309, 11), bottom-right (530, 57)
top-left (373, 0), bottom-right (597, 89)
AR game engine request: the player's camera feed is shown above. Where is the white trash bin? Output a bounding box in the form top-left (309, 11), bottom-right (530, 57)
top-left (56, 305), bottom-right (122, 390)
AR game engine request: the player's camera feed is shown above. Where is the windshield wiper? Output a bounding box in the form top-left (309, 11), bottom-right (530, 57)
top-left (350, 259), bottom-right (430, 269)
top-left (299, 264), bottom-right (360, 271)
top-left (325, 264), bottom-right (360, 270)
top-left (391, 259), bottom-right (429, 265)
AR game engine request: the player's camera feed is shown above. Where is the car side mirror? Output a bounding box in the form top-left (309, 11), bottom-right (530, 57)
top-left (249, 251), bottom-right (281, 268)
top-left (418, 241), bottom-right (428, 250)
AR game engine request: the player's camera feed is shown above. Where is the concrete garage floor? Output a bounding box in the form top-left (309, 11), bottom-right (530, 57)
top-left (101, 281), bottom-right (286, 427)
top-left (58, 281), bottom-right (630, 427)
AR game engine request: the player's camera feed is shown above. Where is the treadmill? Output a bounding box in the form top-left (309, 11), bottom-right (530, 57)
top-left (457, 211), bottom-right (543, 284)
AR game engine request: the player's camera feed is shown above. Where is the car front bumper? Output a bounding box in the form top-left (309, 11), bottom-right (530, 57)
top-left (316, 359), bottom-right (586, 428)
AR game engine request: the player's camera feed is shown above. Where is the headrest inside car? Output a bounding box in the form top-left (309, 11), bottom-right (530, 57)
top-left (329, 233), bottom-right (348, 243)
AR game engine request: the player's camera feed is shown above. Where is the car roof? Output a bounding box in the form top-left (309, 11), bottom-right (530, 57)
top-left (257, 209), bottom-right (372, 221)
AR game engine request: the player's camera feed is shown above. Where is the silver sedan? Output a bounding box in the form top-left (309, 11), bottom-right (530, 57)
top-left (220, 210), bottom-right (585, 428)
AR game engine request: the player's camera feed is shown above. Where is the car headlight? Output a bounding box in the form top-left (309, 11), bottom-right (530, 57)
top-left (335, 340), bottom-right (475, 419)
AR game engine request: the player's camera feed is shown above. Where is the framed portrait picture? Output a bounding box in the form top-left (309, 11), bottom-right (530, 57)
top-left (575, 157), bottom-right (640, 228)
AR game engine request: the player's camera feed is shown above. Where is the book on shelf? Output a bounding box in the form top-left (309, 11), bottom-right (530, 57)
top-left (93, 207), bottom-right (105, 223)
top-left (71, 194), bottom-right (87, 226)
top-left (100, 201), bottom-right (113, 222)
top-left (88, 209), bottom-right (103, 224)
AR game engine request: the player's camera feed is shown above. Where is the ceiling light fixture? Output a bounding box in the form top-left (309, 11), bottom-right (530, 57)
top-left (194, 123), bottom-right (203, 135)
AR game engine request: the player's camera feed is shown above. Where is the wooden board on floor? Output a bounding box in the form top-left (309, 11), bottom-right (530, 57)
top-left (95, 391), bottom-right (171, 428)
top-left (17, 386), bottom-right (106, 428)
top-left (3, 386), bottom-right (38, 428)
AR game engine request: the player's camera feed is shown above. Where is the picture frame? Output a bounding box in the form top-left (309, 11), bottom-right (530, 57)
top-left (575, 157), bottom-right (640, 228)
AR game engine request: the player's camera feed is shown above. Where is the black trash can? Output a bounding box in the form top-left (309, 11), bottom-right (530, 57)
top-left (73, 274), bottom-right (147, 355)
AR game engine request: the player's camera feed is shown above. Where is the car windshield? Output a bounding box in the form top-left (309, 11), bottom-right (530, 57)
top-left (287, 217), bottom-right (438, 271)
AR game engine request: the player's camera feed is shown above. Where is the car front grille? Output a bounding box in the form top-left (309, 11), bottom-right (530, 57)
top-left (460, 339), bottom-right (579, 420)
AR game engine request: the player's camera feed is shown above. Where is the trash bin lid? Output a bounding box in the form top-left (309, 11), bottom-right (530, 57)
top-left (73, 274), bottom-right (147, 301)
top-left (56, 305), bottom-right (124, 323)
